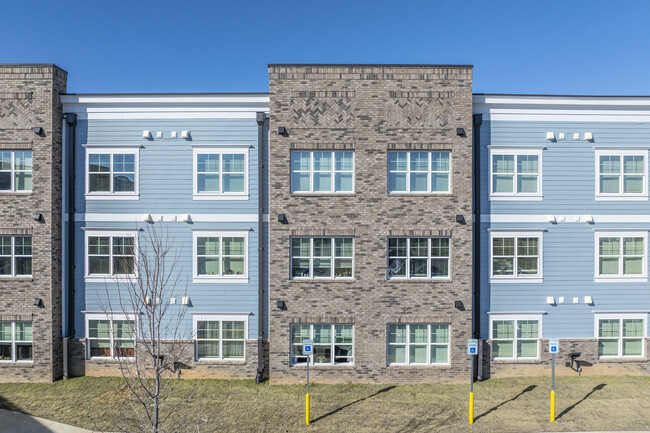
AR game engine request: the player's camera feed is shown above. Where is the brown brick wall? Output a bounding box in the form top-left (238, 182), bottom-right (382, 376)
top-left (0, 64), bottom-right (66, 382)
top-left (268, 65), bottom-right (474, 384)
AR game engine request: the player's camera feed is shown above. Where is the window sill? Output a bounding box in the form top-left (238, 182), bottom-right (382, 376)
top-left (490, 277), bottom-right (543, 284)
top-left (195, 359), bottom-right (247, 364)
top-left (595, 277), bottom-right (648, 283)
top-left (84, 275), bottom-right (138, 283)
top-left (290, 193), bottom-right (356, 197)
top-left (387, 278), bottom-right (453, 283)
top-left (598, 356), bottom-right (647, 363)
top-left (387, 363), bottom-right (451, 369)
top-left (489, 195), bottom-right (543, 202)
top-left (0, 191), bottom-right (32, 195)
top-left (85, 194), bottom-right (140, 201)
top-left (0, 276), bottom-right (33, 281)
top-left (387, 193), bottom-right (452, 197)
top-left (291, 364), bottom-right (355, 369)
top-left (491, 358), bottom-right (541, 364)
top-left (290, 278), bottom-right (356, 283)
top-left (595, 195), bottom-right (649, 201)
top-left (0, 361), bottom-right (34, 366)
top-left (87, 357), bottom-right (135, 362)
top-left (193, 277), bottom-right (249, 284)
top-left (193, 194), bottom-right (249, 201)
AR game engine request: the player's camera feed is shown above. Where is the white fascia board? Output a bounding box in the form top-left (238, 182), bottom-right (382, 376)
top-left (77, 213), bottom-right (258, 223)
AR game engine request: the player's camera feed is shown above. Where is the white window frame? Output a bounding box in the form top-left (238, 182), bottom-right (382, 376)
top-left (192, 230), bottom-right (249, 283)
top-left (84, 230), bottom-right (139, 282)
top-left (290, 323), bottom-right (355, 366)
top-left (192, 314), bottom-right (249, 362)
top-left (290, 237), bottom-right (354, 280)
top-left (387, 151), bottom-right (451, 194)
top-left (386, 237), bottom-right (451, 280)
top-left (489, 229), bottom-right (544, 283)
top-left (594, 313), bottom-right (647, 359)
top-left (0, 321), bottom-right (33, 363)
top-left (84, 312), bottom-right (137, 360)
top-left (489, 313), bottom-right (543, 360)
top-left (488, 146), bottom-right (543, 201)
top-left (0, 235), bottom-right (32, 278)
top-left (594, 230), bottom-right (648, 283)
top-left (386, 323), bottom-right (451, 366)
top-left (0, 150), bottom-right (32, 193)
top-left (290, 150), bottom-right (355, 194)
top-left (594, 147), bottom-right (649, 201)
top-left (192, 146), bottom-right (249, 200)
top-left (85, 148), bottom-right (140, 200)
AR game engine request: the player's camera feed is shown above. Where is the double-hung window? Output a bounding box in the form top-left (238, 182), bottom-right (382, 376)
top-left (387, 324), bottom-right (450, 365)
top-left (388, 151), bottom-right (450, 194)
top-left (85, 231), bottom-right (137, 281)
top-left (490, 315), bottom-right (541, 360)
top-left (193, 231), bottom-right (248, 282)
top-left (291, 324), bottom-right (354, 365)
top-left (86, 314), bottom-right (136, 359)
top-left (194, 315), bottom-right (247, 361)
top-left (596, 314), bottom-right (646, 358)
top-left (595, 148), bottom-right (648, 200)
top-left (490, 230), bottom-right (543, 282)
top-left (387, 237), bottom-right (450, 279)
top-left (0, 150), bottom-right (32, 192)
top-left (0, 321), bottom-right (32, 362)
top-left (290, 237), bottom-right (353, 279)
top-left (86, 149), bottom-right (138, 199)
top-left (595, 231), bottom-right (647, 282)
top-left (193, 147), bottom-right (248, 199)
top-left (291, 151), bottom-right (354, 193)
top-left (489, 147), bottom-right (542, 200)
top-left (0, 235), bottom-right (32, 277)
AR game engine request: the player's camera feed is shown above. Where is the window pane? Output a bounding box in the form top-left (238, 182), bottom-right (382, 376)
top-left (598, 339), bottom-right (619, 357)
top-left (388, 258), bottom-right (406, 277)
top-left (14, 236), bottom-right (32, 255)
top-left (517, 175), bottom-right (537, 194)
top-left (493, 258), bottom-right (514, 276)
top-left (410, 173), bottom-right (428, 192)
top-left (431, 152), bottom-right (450, 171)
top-left (291, 238), bottom-right (310, 257)
top-left (0, 172), bottom-right (10, 191)
top-left (0, 237), bottom-right (10, 255)
top-left (89, 174), bottom-right (110, 192)
top-left (89, 256), bottom-right (110, 274)
top-left (14, 172), bottom-right (32, 191)
top-left (388, 345), bottom-right (406, 364)
top-left (89, 320), bottom-right (110, 339)
top-left (388, 172), bottom-right (407, 192)
top-left (493, 174), bottom-right (514, 193)
top-left (197, 237), bottom-right (219, 256)
top-left (114, 340), bottom-right (135, 357)
top-left (222, 174), bottom-right (245, 193)
top-left (223, 237), bottom-right (244, 255)
top-left (292, 258), bottom-right (310, 278)
top-left (493, 237), bottom-right (515, 256)
top-left (600, 258), bottom-right (619, 275)
top-left (409, 325), bottom-right (428, 344)
top-left (223, 341), bottom-right (244, 359)
top-left (409, 259), bottom-right (427, 277)
top-left (113, 321), bottom-right (135, 339)
top-left (388, 152), bottom-right (407, 171)
top-left (334, 238), bottom-right (353, 257)
top-left (291, 325), bottom-right (311, 344)
top-left (623, 237), bottom-right (643, 255)
top-left (431, 345), bottom-right (448, 364)
top-left (600, 155), bottom-right (620, 174)
top-left (623, 155), bottom-right (643, 174)
top-left (517, 340), bottom-right (537, 358)
top-left (313, 258), bottom-right (331, 277)
top-left (623, 257), bottom-right (643, 275)
top-left (493, 321), bottom-right (514, 339)
top-left (313, 152), bottom-right (332, 171)
top-left (334, 172), bottom-right (353, 192)
top-left (291, 172), bottom-right (310, 192)
top-left (222, 321), bottom-right (245, 339)
top-left (197, 174), bottom-right (219, 193)
top-left (431, 238), bottom-right (449, 257)
top-left (389, 238), bottom-right (407, 257)
top-left (517, 154), bottom-right (538, 174)
top-left (14, 257), bottom-right (32, 276)
top-left (197, 154), bottom-right (219, 173)
top-left (314, 325), bottom-right (331, 344)
top-left (291, 152), bottom-right (310, 171)
top-left (90, 339), bottom-right (111, 357)
top-left (0, 152), bottom-right (11, 170)
top-left (623, 319), bottom-right (643, 337)
top-left (197, 321), bottom-right (219, 340)
top-left (431, 325), bottom-right (449, 344)
top-left (431, 173), bottom-right (449, 192)
top-left (517, 238), bottom-right (538, 256)
top-left (493, 341), bottom-right (514, 358)
top-left (388, 324), bottom-right (407, 344)
top-left (197, 341), bottom-right (219, 358)
top-left (334, 344), bottom-right (353, 363)
top-left (113, 173), bottom-right (134, 192)
top-left (313, 173), bottom-right (331, 192)
top-left (624, 175), bottom-right (644, 194)
top-left (599, 237), bottom-right (620, 255)
top-left (409, 238), bottom-right (428, 257)
top-left (16, 343), bottom-right (32, 361)
top-left (334, 325), bottom-right (353, 344)
top-left (89, 154), bottom-right (110, 172)
top-left (409, 345), bottom-right (428, 363)
top-left (0, 344), bottom-right (11, 361)
top-left (15, 151), bottom-right (33, 170)
top-left (600, 175), bottom-right (619, 193)
top-left (0, 257), bottom-right (10, 275)
top-left (88, 237), bottom-right (110, 255)
top-left (314, 346), bottom-right (331, 364)
top-left (409, 152), bottom-right (428, 172)
top-left (0, 322), bottom-right (12, 340)
top-left (113, 154), bottom-right (134, 172)
top-left (197, 257), bottom-right (219, 276)
top-left (222, 154), bottom-right (245, 173)
top-left (599, 319), bottom-right (620, 338)
top-left (517, 258), bottom-right (538, 275)
top-left (113, 237), bottom-right (134, 256)
top-left (493, 154), bottom-right (514, 173)
top-left (517, 321), bottom-right (538, 339)
top-left (431, 258), bottom-right (449, 278)
top-left (623, 339), bottom-right (643, 356)
top-left (334, 259), bottom-right (352, 278)
top-left (114, 256), bottom-right (134, 275)
top-left (313, 238), bottom-right (331, 257)
top-left (335, 151), bottom-right (354, 171)
top-left (222, 256), bottom-right (244, 275)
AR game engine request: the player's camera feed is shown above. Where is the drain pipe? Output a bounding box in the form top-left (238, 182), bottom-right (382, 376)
top-left (63, 112), bottom-right (77, 379)
top-left (472, 113), bottom-right (483, 381)
top-left (255, 112), bottom-right (267, 384)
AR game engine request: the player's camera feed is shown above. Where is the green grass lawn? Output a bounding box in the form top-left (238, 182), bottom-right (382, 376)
top-left (0, 376), bottom-right (649, 432)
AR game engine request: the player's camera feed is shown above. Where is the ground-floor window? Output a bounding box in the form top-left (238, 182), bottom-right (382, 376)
top-left (596, 314), bottom-right (646, 358)
top-left (291, 324), bottom-right (354, 365)
top-left (387, 323), bottom-right (450, 365)
top-left (86, 314), bottom-right (135, 359)
top-left (490, 315), bottom-right (540, 359)
top-left (0, 321), bottom-right (32, 362)
top-left (193, 314), bottom-right (248, 361)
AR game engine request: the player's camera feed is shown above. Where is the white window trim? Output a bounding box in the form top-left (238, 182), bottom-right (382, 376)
top-left (386, 237), bottom-right (452, 280)
top-left (594, 148), bottom-right (649, 201)
top-left (290, 237), bottom-right (354, 280)
top-left (594, 313), bottom-right (647, 359)
top-left (192, 230), bottom-right (249, 283)
top-left (386, 323), bottom-right (451, 366)
top-left (290, 323), bottom-right (355, 366)
top-left (489, 313), bottom-right (543, 360)
top-left (594, 230), bottom-right (648, 283)
top-left (0, 235), bottom-right (33, 278)
top-left (192, 314), bottom-right (249, 362)
top-left (489, 230), bottom-right (544, 283)
top-left (84, 312), bottom-right (137, 360)
top-left (488, 146), bottom-right (543, 201)
top-left (0, 321), bottom-right (33, 363)
top-left (0, 150), bottom-right (32, 193)
top-left (290, 150), bottom-right (355, 194)
top-left (387, 150), bottom-right (452, 195)
top-left (192, 146), bottom-right (249, 200)
top-left (84, 230), bottom-right (139, 283)
top-left (85, 147), bottom-right (140, 200)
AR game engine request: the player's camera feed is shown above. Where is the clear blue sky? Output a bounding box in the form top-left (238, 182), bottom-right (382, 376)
top-left (2, 0), bottom-right (650, 95)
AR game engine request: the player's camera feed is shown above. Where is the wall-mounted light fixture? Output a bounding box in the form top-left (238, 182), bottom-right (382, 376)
top-left (144, 296), bottom-right (152, 305)
top-left (584, 215), bottom-right (594, 224)
top-left (33, 298), bottom-right (43, 307)
top-left (584, 132), bottom-right (594, 141)
top-left (456, 127), bottom-right (466, 137)
top-left (278, 126), bottom-right (287, 136)
top-left (142, 130), bottom-right (152, 139)
top-left (276, 301), bottom-right (287, 310)
top-left (277, 214), bottom-right (288, 224)
top-left (143, 214), bottom-right (152, 223)
top-left (182, 214), bottom-right (191, 223)
top-left (584, 296), bottom-right (594, 305)
top-left (454, 300), bottom-right (464, 310)
top-left (181, 297), bottom-right (191, 306)
top-left (181, 130), bottom-right (190, 139)
top-left (32, 127), bottom-right (44, 136)
top-left (546, 296), bottom-right (556, 305)
top-left (547, 215), bottom-right (556, 223)
top-left (546, 132), bottom-right (555, 141)
top-left (455, 215), bottom-right (466, 224)
top-left (32, 212), bottom-right (42, 222)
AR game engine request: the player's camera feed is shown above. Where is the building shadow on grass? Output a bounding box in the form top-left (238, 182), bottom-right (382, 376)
top-left (556, 383), bottom-right (606, 420)
top-left (310, 386), bottom-right (397, 424)
top-left (474, 385), bottom-right (537, 422)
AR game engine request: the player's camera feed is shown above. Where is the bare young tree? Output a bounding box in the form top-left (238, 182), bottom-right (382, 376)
top-left (98, 224), bottom-right (205, 433)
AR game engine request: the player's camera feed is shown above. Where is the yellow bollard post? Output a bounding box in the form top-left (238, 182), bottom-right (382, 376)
top-left (550, 390), bottom-right (555, 422)
top-left (469, 392), bottom-right (474, 424)
top-left (306, 393), bottom-right (310, 426)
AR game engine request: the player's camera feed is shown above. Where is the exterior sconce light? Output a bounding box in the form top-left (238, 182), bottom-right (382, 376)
top-left (584, 132), bottom-right (593, 141)
top-left (182, 214), bottom-right (191, 223)
top-left (584, 215), bottom-right (594, 223)
top-left (455, 215), bottom-right (466, 224)
top-left (547, 215), bottom-right (556, 223)
top-left (181, 130), bottom-right (190, 139)
top-left (143, 130), bottom-right (152, 139)
top-left (546, 132), bottom-right (555, 141)
top-left (181, 297), bottom-right (191, 306)
top-left (277, 214), bottom-right (288, 224)
top-left (32, 127), bottom-right (44, 136)
top-left (546, 296), bottom-right (556, 305)
top-left (584, 296), bottom-right (594, 305)
top-left (143, 214), bottom-right (152, 223)
top-left (278, 126), bottom-right (287, 136)
top-left (33, 298), bottom-right (43, 307)
top-left (456, 128), bottom-right (466, 137)
top-left (454, 301), bottom-right (464, 311)
top-left (33, 212), bottom-right (42, 222)
top-left (277, 301), bottom-right (287, 310)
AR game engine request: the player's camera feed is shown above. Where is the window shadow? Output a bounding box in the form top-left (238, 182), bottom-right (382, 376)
top-left (474, 384), bottom-right (537, 421)
top-left (556, 383), bottom-right (606, 420)
top-left (310, 385), bottom-right (397, 424)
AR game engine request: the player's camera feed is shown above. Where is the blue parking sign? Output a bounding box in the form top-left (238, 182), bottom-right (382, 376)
top-left (302, 339), bottom-right (314, 356)
top-left (549, 338), bottom-right (559, 353)
top-left (467, 339), bottom-right (478, 355)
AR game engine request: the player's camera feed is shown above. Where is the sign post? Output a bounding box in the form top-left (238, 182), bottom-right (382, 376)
top-left (467, 339), bottom-right (478, 424)
top-left (302, 339), bottom-right (313, 426)
top-left (548, 338), bottom-right (559, 422)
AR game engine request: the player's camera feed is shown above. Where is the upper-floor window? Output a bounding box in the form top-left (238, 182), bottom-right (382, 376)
top-left (489, 147), bottom-right (542, 200)
top-left (0, 321), bottom-right (32, 362)
top-left (86, 149), bottom-right (139, 199)
top-left (85, 231), bottom-right (137, 281)
top-left (291, 237), bottom-right (353, 279)
top-left (595, 314), bottom-right (646, 358)
top-left (490, 230), bottom-right (543, 283)
top-left (193, 147), bottom-right (248, 200)
top-left (595, 148), bottom-right (648, 200)
top-left (387, 323), bottom-right (449, 365)
top-left (490, 315), bottom-right (541, 360)
top-left (388, 151), bottom-right (450, 194)
top-left (291, 151), bottom-right (354, 193)
top-left (388, 237), bottom-right (450, 280)
top-left (0, 151), bottom-right (32, 192)
top-left (194, 315), bottom-right (247, 361)
top-left (86, 314), bottom-right (135, 359)
top-left (595, 231), bottom-right (647, 282)
top-left (0, 235), bottom-right (32, 277)
top-left (291, 324), bottom-right (354, 365)
top-left (193, 231), bottom-right (248, 283)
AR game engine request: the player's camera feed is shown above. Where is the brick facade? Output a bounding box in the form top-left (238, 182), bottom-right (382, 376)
top-left (268, 65), bottom-right (474, 384)
top-left (0, 64), bottom-right (67, 382)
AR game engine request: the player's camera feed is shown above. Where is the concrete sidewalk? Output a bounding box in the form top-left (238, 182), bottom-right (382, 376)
top-left (0, 409), bottom-right (95, 433)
